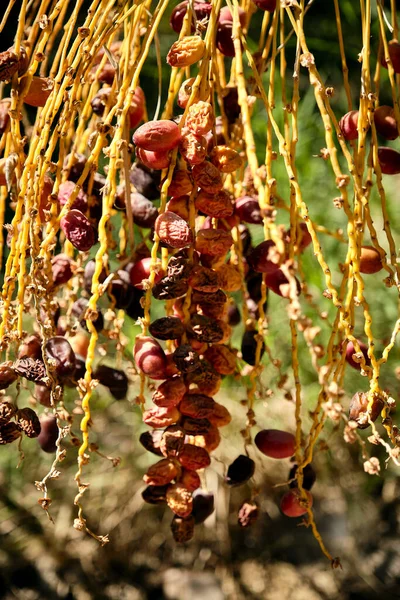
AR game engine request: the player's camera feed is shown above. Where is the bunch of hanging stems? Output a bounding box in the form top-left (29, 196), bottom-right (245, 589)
top-left (0, 0), bottom-right (399, 567)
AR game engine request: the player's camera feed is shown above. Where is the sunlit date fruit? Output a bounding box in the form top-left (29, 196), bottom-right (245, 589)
top-left (155, 211), bottom-right (193, 248)
top-left (37, 416), bottom-right (58, 453)
top-left (179, 130), bottom-right (207, 165)
top-left (189, 425), bottom-right (221, 452)
top-left (192, 490), bottom-right (215, 524)
top-left (136, 147), bottom-right (170, 170)
top-left (160, 425), bottom-right (185, 458)
top-left (167, 35), bottom-right (205, 68)
top-left (128, 257), bottom-right (163, 290)
top-left (134, 335), bottom-right (167, 380)
top-left (139, 430), bottom-right (163, 456)
top-left (16, 407), bottom-right (41, 438)
top-left (179, 393), bottom-right (216, 420)
top-left (264, 268), bottom-right (301, 299)
top-left (60, 209), bottom-right (96, 252)
top-left (14, 359), bottom-right (46, 385)
top-left (192, 161), bottom-right (223, 193)
top-left (280, 489), bottom-right (313, 517)
top-left (173, 344), bottom-right (201, 374)
top-left (195, 190), bottom-right (233, 218)
top-left (149, 316), bottom-right (185, 341)
top-left (359, 245), bottom-right (383, 274)
top-left (171, 515), bottom-right (195, 543)
top-left (180, 469), bottom-right (201, 492)
top-left (93, 365), bottom-right (129, 400)
top-left (255, 429), bottom-right (295, 459)
top-left (210, 145), bottom-right (242, 173)
top-left (0, 362), bottom-right (18, 389)
top-left (345, 340), bottom-right (370, 371)
top-left (143, 458), bottom-right (179, 486)
top-left (288, 463), bottom-right (316, 491)
top-left (185, 361), bottom-right (221, 396)
top-left (22, 75), bottom-right (53, 107)
top-left (142, 485), bottom-right (168, 504)
top-left (152, 276), bottom-right (189, 300)
top-left (51, 254), bottom-right (75, 287)
top-left (339, 110), bottom-right (359, 140)
top-left (71, 297), bottom-right (104, 333)
top-left (167, 252), bottom-right (192, 280)
top-left (178, 77), bottom-right (196, 109)
top-left (248, 240), bottom-right (281, 274)
top-left (252, 0), bottom-right (276, 11)
top-left (129, 192), bottom-right (158, 228)
top-left (178, 444), bottom-right (211, 470)
top-left (234, 196), bottom-right (262, 224)
top-left (166, 195), bottom-right (190, 220)
top-left (216, 263), bottom-right (242, 292)
top-left (186, 101), bottom-right (214, 136)
top-left (168, 169), bottom-right (193, 197)
top-left (238, 501), bottom-right (259, 527)
top-left (192, 288), bottom-right (227, 306)
top-left (377, 146), bottom-right (400, 174)
top-left (208, 402), bottom-right (231, 428)
top-left (348, 391), bottom-right (384, 429)
top-left (226, 455), bottom-right (255, 486)
top-left (196, 229), bottom-right (233, 256)
top-left (45, 337), bottom-right (76, 382)
top-left (381, 39), bottom-right (400, 73)
top-left (187, 314), bottom-right (224, 344)
top-left (166, 483), bottom-right (193, 518)
top-left (188, 265), bottom-right (220, 293)
top-left (204, 345), bottom-right (236, 375)
top-left (170, 1), bottom-right (212, 33)
top-left (374, 105), bottom-right (398, 140)
top-left (133, 120), bottom-right (181, 152)
top-left (153, 376), bottom-right (187, 408)
top-left (130, 162), bottom-right (161, 200)
top-left (18, 334), bottom-right (42, 359)
top-left (241, 329), bottom-right (265, 366)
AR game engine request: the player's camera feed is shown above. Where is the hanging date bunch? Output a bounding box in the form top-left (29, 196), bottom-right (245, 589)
top-left (0, 0), bottom-right (400, 565)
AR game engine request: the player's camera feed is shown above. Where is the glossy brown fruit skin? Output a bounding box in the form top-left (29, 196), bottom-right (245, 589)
top-left (37, 416), bottom-right (58, 453)
top-left (170, 1), bottom-right (212, 33)
top-left (45, 337), bottom-right (76, 382)
top-left (359, 246), bottom-right (383, 274)
top-left (381, 39), bottom-right (400, 73)
top-left (345, 340), bottom-right (370, 371)
top-left (280, 489), bottom-right (313, 517)
top-left (247, 240), bottom-right (281, 274)
top-left (374, 105), bottom-right (398, 140)
top-left (378, 146), bottom-right (400, 174)
top-left (134, 336), bottom-right (167, 380)
top-left (254, 429), bottom-right (295, 459)
top-left (289, 463), bottom-right (317, 491)
top-left (339, 110), bottom-right (359, 140)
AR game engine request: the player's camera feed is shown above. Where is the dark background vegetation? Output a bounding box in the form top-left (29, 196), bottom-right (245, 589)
top-left (2, 1), bottom-right (400, 599)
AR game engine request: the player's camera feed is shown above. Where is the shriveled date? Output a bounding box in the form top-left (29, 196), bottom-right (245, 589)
top-left (155, 211), bottom-right (193, 248)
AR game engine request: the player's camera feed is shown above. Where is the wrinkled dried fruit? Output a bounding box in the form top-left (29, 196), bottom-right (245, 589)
top-left (235, 196), bottom-right (262, 224)
top-left (185, 361), bottom-right (221, 396)
top-left (180, 469), bottom-right (201, 492)
top-left (23, 76), bottom-right (54, 107)
top-left (178, 77), bottom-right (196, 109)
top-left (142, 485), bottom-right (168, 504)
top-left (179, 393), bottom-right (216, 420)
top-left (0, 400), bottom-right (17, 424)
top-left (143, 458), bottom-right (179, 486)
top-left (171, 515), bottom-right (195, 543)
top-left (0, 46), bottom-right (28, 82)
top-left (374, 105), bottom-right (398, 140)
top-left (143, 406), bottom-right (181, 429)
top-left (168, 169), bottom-right (193, 196)
top-left (204, 345), bottom-right (236, 375)
top-left (255, 429), bottom-right (295, 459)
top-left (186, 101), bottom-right (214, 136)
top-left (192, 161), bottom-right (223, 193)
top-left (167, 36), bottom-right (205, 68)
top-left (129, 257), bottom-right (163, 290)
top-left (173, 344), bottom-right (201, 373)
top-left (166, 483), bottom-right (193, 518)
top-left (133, 120), bottom-right (181, 152)
top-left (188, 265), bottom-right (220, 293)
top-left (179, 130), bottom-right (207, 165)
top-left (166, 195), bottom-right (190, 220)
top-left (0, 362), bottom-right (18, 389)
top-left (130, 161), bottom-right (161, 199)
top-left (153, 276), bottom-right (189, 300)
top-left (16, 408), bottom-right (41, 438)
top-left (134, 335), bottom-right (167, 379)
top-left (208, 402), bottom-right (231, 428)
top-left (215, 263), bottom-right (242, 292)
top-left (178, 444), bottom-right (211, 470)
top-left (359, 246), bottom-right (384, 274)
top-left (195, 190), bottom-right (233, 218)
top-left (349, 391), bottom-right (384, 429)
top-left (160, 425), bottom-right (185, 457)
top-left (155, 211), bottom-right (193, 248)
top-left (339, 110), bottom-right (359, 140)
top-left (14, 358), bottom-right (47, 385)
top-left (0, 422), bottom-right (22, 445)
top-left (60, 209), bottom-right (95, 252)
top-left (149, 316), bottom-right (185, 340)
top-left (129, 192), bottom-right (158, 228)
top-left (196, 229), bottom-right (233, 256)
top-left (187, 314), bottom-right (224, 343)
top-left (210, 146), bottom-right (242, 173)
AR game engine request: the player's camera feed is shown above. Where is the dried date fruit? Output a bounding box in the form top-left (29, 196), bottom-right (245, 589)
top-left (171, 515), bottom-right (195, 543)
top-left (142, 485), bottom-right (168, 504)
top-left (0, 422), bottom-right (22, 445)
top-left (149, 316), bottom-right (185, 340)
top-left (248, 240), bottom-right (281, 273)
top-left (0, 46), bottom-right (28, 82)
top-left (264, 269), bottom-right (301, 299)
top-left (192, 490), bottom-right (215, 524)
top-left (179, 130), bottom-right (207, 165)
top-left (0, 400), bottom-right (17, 424)
top-left (195, 190), bottom-right (233, 218)
top-left (173, 344), bottom-right (201, 373)
top-left (153, 376), bottom-right (187, 408)
top-left (188, 265), bottom-right (220, 293)
top-left (178, 77), bottom-right (196, 108)
top-left (226, 455), bottom-right (255, 486)
top-left (255, 429), bottom-right (295, 459)
top-left (71, 297), bottom-right (104, 333)
top-left (288, 463), bottom-right (317, 491)
top-left (180, 469), bottom-right (201, 491)
top-left (374, 105), bottom-right (398, 140)
top-left (16, 408), bottom-right (41, 438)
top-left (129, 192), bottom-right (158, 228)
top-left (129, 257), bottom-right (163, 290)
top-left (83, 259), bottom-right (107, 293)
top-left (23, 75), bottom-right (54, 107)
top-left (35, 385), bottom-right (52, 407)
top-left (143, 406), bottom-right (181, 429)
top-left (130, 162), bottom-right (161, 200)
top-left (215, 263), bottom-right (242, 292)
top-left (187, 314), bottom-right (224, 343)
top-left (143, 458), bottom-right (179, 486)
top-left (133, 120), bottom-right (181, 152)
top-left (191, 161), bottom-right (223, 193)
top-left (378, 146), bottom-right (400, 175)
top-left (139, 430), bottom-right (163, 456)
top-left (14, 358), bottom-right (47, 385)
top-left (155, 211), bottom-right (193, 248)
top-left (37, 416), bottom-right (58, 453)
top-left (238, 501), bottom-right (259, 527)
top-left (345, 340), bottom-right (370, 370)
top-left (241, 329), bottom-right (265, 366)
top-left (208, 402), bottom-right (231, 427)
top-left (195, 229), bottom-right (233, 256)
top-left (93, 364), bottom-right (129, 400)
top-left (167, 252), bottom-right (193, 280)
top-left (204, 345), bottom-right (236, 375)
top-left (166, 195), bottom-right (190, 220)
top-left (186, 101), bottom-right (214, 136)
top-left (60, 209), bottom-right (96, 252)
top-left (182, 417), bottom-right (212, 435)
top-left (153, 276), bottom-right (189, 300)
top-left (134, 335), bottom-right (167, 379)
top-left (339, 110), bottom-right (359, 140)
top-left (166, 483), bottom-right (193, 518)
top-left (359, 246), bottom-right (384, 274)
top-left (170, 1), bottom-right (212, 33)
top-left (167, 36), bottom-right (205, 68)
top-left (192, 288), bottom-right (227, 307)
top-left (136, 147), bottom-right (170, 170)
top-left (168, 169), bottom-right (193, 196)
top-left (381, 39), bottom-right (400, 73)
top-left (160, 425), bottom-right (185, 458)
top-left (179, 393), bottom-right (216, 420)
top-left (280, 489), bottom-right (313, 517)
top-left (0, 362), bottom-right (18, 389)
top-left (235, 196), bottom-right (262, 224)
top-left (185, 361), bottom-right (221, 396)
top-left (349, 391), bottom-right (384, 429)
top-left (210, 145), bottom-right (242, 173)
top-left (51, 254), bottom-right (75, 287)
top-left (178, 444), bottom-right (211, 470)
